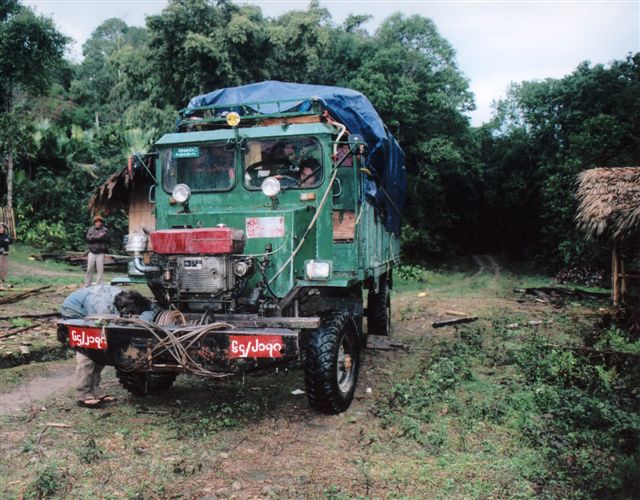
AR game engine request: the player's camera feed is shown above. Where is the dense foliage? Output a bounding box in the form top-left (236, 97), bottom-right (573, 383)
top-left (1, 0), bottom-right (638, 271)
top-left (479, 54), bottom-right (640, 267)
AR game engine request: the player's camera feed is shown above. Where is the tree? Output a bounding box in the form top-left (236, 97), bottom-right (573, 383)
top-left (342, 14), bottom-right (479, 256)
top-left (145, 0), bottom-right (271, 107)
top-left (0, 1), bottom-right (68, 210)
top-left (71, 18), bottom-right (147, 125)
top-left (266, 1), bottom-right (332, 83)
top-left (482, 54), bottom-right (640, 267)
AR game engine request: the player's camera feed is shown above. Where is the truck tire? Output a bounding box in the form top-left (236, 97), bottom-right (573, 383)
top-left (303, 311), bottom-right (360, 414)
top-left (368, 275), bottom-right (391, 336)
top-left (116, 371), bottom-right (176, 395)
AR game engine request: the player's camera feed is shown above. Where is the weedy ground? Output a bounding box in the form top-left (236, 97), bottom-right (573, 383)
top-left (0, 255), bottom-right (638, 498)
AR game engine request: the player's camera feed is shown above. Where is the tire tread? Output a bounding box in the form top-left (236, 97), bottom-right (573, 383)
top-left (304, 311), bottom-right (359, 414)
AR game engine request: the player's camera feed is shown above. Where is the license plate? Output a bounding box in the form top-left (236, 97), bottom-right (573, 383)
top-left (228, 335), bottom-right (283, 358)
top-left (68, 326), bottom-right (107, 350)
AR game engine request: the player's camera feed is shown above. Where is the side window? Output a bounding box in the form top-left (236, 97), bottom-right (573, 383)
top-left (244, 137), bottom-right (323, 189)
top-left (333, 144), bottom-right (356, 210)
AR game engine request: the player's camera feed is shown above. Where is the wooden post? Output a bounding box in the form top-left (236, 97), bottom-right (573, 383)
top-left (611, 239), bottom-right (620, 306)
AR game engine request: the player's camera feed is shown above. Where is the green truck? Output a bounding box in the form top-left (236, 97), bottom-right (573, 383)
top-left (59, 82), bottom-right (407, 413)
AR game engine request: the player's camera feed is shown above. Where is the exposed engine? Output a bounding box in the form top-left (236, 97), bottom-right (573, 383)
top-left (126, 227), bottom-right (255, 312)
top-left (176, 255), bottom-right (229, 295)
top-left (147, 254), bottom-right (255, 312)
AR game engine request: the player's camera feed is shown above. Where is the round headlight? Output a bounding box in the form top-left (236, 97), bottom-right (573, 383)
top-left (226, 112), bottom-right (241, 127)
top-left (261, 177), bottom-right (281, 198)
top-left (172, 183), bottom-right (191, 203)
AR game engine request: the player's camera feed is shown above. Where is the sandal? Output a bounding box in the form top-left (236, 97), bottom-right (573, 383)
top-left (77, 398), bottom-right (104, 408)
top-left (99, 395), bottom-right (116, 402)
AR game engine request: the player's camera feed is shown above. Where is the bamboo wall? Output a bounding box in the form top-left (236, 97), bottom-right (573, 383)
top-left (128, 187), bottom-right (156, 233)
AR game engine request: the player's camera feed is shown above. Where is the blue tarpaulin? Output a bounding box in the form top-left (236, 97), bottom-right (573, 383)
top-left (187, 81), bottom-right (406, 233)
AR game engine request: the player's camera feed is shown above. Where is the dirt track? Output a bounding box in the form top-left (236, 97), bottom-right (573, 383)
top-left (1, 362), bottom-right (77, 414)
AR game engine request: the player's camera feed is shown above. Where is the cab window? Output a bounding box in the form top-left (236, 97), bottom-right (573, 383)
top-left (243, 137), bottom-right (323, 189)
top-left (163, 144), bottom-right (235, 193)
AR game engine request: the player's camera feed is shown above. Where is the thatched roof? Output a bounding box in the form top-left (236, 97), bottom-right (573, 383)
top-left (88, 160), bottom-right (154, 216)
top-left (576, 167), bottom-right (640, 240)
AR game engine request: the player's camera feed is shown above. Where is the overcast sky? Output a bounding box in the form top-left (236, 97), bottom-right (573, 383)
top-left (25, 0), bottom-right (640, 125)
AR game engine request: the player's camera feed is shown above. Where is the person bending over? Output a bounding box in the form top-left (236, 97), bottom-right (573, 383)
top-left (60, 285), bottom-right (151, 408)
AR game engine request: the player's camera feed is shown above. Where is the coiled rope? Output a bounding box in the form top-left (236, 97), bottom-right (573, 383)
top-left (87, 315), bottom-right (234, 378)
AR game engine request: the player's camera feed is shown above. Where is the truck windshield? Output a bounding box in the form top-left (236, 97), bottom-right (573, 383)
top-left (243, 137), bottom-right (323, 189)
top-left (163, 144), bottom-right (235, 193)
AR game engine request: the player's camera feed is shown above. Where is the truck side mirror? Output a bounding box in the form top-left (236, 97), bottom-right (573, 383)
top-left (348, 135), bottom-right (367, 156)
top-left (225, 138), bottom-right (246, 151)
top-left (348, 134), bottom-right (364, 146)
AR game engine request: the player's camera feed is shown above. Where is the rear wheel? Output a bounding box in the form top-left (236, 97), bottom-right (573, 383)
top-left (368, 275), bottom-right (391, 336)
top-left (116, 371), bottom-right (176, 395)
top-left (303, 311), bottom-right (360, 414)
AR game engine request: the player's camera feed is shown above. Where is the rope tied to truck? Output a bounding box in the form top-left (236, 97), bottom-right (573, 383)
top-left (87, 315), bottom-right (235, 378)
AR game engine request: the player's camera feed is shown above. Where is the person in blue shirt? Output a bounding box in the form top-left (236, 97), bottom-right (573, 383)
top-left (60, 285), bottom-right (151, 408)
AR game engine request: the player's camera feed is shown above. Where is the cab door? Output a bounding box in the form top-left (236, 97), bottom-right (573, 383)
top-left (332, 145), bottom-right (358, 273)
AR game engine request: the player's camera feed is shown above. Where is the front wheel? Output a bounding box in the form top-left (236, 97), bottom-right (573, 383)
top-left (303, 311), bottom-right (360, 414)
top-left (116, 371), bottom-right (176, 395)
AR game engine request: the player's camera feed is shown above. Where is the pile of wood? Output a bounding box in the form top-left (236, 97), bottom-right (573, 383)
top-left (0, 287), bottom-right (61, 355)
top-left (514, 286), bottom-right (609, 305)
top-left (36, 252), bottom-right (129, 271)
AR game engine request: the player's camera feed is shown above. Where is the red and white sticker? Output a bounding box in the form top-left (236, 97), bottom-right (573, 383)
top-left (68, 326), bottom-right (107, 350)
top-left (228, 335), bottom-right (283, 358)
top-left (245, 216), bottom-right (285, 238)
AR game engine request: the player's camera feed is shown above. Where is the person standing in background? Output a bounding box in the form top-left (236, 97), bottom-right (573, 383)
top-left (85, 215), bottom-right (108, 287)
top-left (0, 223), bottom-right (11, 287)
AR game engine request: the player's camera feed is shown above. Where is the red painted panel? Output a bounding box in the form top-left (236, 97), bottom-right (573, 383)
top-left (228, 335), bottom-right (284, 358)
top-left (150, 228), bottom-right (245, 255)
top-left (68, 326), bottom-right (107, 350)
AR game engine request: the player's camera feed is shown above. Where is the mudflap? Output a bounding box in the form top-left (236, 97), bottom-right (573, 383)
top-left (57, 319), bottom-right (300, 374)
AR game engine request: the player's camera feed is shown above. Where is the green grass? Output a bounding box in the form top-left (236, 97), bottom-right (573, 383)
top-left (395, 265), bottom-right (554, 297)
top-left (3, 244), bottom-right (120, 288)
top-left (378, 297), bottom-right (639, 498)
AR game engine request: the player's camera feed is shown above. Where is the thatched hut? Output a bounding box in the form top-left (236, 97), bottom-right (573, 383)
top-left (88, 156), bottom-right (156, 234)
top-left (576, 167), bottom-right (640, 304)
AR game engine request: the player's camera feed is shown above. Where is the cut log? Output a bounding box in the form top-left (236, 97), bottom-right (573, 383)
top-left (0, 312), bottom-right (60, 321)
top-left (0, 286), bottom-right (51, 305)
top-left (443, 310), bottom-right (469, 317)
top-left (432, 316), bottom-right (478, 328)
top-left (0, 323), bottom-right (42, 339)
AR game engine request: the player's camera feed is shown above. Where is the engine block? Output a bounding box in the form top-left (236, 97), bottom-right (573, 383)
top-left (176, 256), bottom-right (229, 295)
